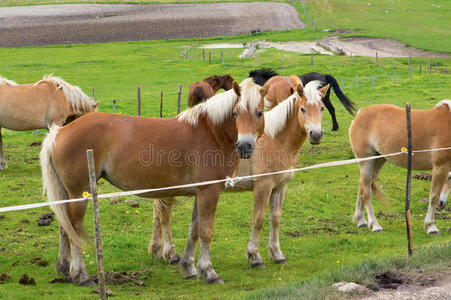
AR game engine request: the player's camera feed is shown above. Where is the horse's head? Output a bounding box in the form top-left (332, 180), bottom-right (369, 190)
top-left (296, 81), bottom-right (329, 145)
top-left (222, 74), bottom-right (234, 91)
top-left (233, 79), bottom-right (266, 158)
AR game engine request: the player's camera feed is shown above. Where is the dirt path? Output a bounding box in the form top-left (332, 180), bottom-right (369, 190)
top-left (0, 3), bottom-right (304, 47)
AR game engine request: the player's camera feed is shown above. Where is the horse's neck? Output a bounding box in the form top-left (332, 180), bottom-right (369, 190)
top-left (202, 116), bottom-right (237, 149)
top-left (275, 104), bottom-right (306, 153)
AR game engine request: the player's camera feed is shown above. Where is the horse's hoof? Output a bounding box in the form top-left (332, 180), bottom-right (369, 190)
top-left (274, 259), bottom-right (287, 265)
top-left (251, 261), bottom-right (265, 269)
top-left (438, 201), bottom-right (446, 210)
top-left (332, 127), bottom-right (339, 132)
top-left (184, 274), bottom-right (197, 280)
top-left (207, 277), bottom-right (224, 284)
top-left (357, 223), bottom-right (368, 228)
top-left (79, 278), bottom-right (96, 287)
top-left (170, 255), bottom-right (180, 265)
top-left (372, 228), bottom-right (384, 233)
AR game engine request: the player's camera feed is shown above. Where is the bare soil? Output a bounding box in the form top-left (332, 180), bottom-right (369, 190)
top-left (0, 3), bottom-right (304, 47)
top-left (360, 270), bottom-right (451, 300)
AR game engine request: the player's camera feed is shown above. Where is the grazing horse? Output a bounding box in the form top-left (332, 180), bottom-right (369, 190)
top-left (151, 80), bottom-right (330, 269)
top-left (249, 68), bottom-right (357, 130)
top-left (349, 100), bottom-right (451, 235)
top-left (0, 74), bottom-right (97, 170)
top-left (188, 74), bottom-right (234, 107)
top-left (40, 78), bottom-right (266, 285)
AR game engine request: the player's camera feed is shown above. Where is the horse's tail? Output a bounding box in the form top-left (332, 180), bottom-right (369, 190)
top-left (371, 181), bottom-right (389, 208)
top-left (325, 74), bottom-right (357, 115)
top-left (40, 124), bottom-right (84, 247)
top-left (189, 86), bottom-right (209, 107)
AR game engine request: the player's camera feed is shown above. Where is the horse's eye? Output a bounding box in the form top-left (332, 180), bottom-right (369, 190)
top-left (300, 107), bottom-right (306, 114)
top-left (257, 110), bottom-right (263, 119)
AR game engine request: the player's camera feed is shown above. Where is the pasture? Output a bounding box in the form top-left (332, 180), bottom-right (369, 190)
top-left (0, 1), bottom-right (450, 299)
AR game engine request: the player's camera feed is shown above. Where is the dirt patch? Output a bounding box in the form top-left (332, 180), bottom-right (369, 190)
top-left (94, 269), bottom-right (151, 286)
top-left (37, 212), bottom-right (54, 226)
top-left (0, 3), bottom-right (304, 47)
top-left (414, 173), bottom-right (432, 181)
top-left (18, 274), bottom-right (36, 286)
top-left (361, 270), bottom-right (451, 300)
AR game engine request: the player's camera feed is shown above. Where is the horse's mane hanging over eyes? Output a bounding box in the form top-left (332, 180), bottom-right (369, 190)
top-left (304, 80), bottom-right (324, 105)
top-left (436, 99), bottom-right (451, 112)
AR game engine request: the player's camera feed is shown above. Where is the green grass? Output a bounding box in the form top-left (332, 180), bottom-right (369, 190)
top-left (0, 0), bottom-right (450, 299)
top-left (0, 37), bottom-right (450, 299)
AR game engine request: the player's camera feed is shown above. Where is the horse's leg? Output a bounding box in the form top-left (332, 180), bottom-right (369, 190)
top-left (67, 199), bottom-right (94, 286)
top-left (438, 173), bottom-right (451, 210)
top-left (323, 96), bottom-right (339, 131)
top-left (425, 165), bottom-right (448, 234)
top-left (268, 185), bottom-right (287, 264)
top-left (180, 198), bottom-right (199, 279)
top-left (246, 180), bottom-right (273, 268)
top-left (196, 184), bottom-right (223, 284)
top-left (159, 197), bottom-right (179, 264)
top-left (56, 226), bottom-right (72, 281)
top-left (0, 127), bottom-right (7, 171)
top-left (149, 199), bottom-right (164, 259)
top-left (355, 160), bottom-right (384, 232)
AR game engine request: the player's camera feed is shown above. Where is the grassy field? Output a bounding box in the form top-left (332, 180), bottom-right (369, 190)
top-left (0, 1), bottom-right (450, 299)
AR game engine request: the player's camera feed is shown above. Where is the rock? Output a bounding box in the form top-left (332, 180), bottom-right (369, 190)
top-left (110, 197), bottom-right (121, 205)
top-left (333, 281), bottom-right (369, 293)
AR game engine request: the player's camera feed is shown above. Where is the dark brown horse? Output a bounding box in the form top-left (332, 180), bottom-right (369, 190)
top-left (40, 78), bottom-right (266, 285)
top-left (188, 74), bottom-right (234, 107)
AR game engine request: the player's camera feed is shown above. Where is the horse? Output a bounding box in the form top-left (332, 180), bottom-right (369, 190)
top-left (0, 74), bottom-right (98, 171)
top-left (249, 68), bottom-right (357, 131)
top-left (40, 78), bottom-right (267, 286)
top-left (188, 74), bottom-right (234, 107)
top-left (150, 80), bottom-right (330, 269)
top-left (349, 100), bottom-right (451, 235)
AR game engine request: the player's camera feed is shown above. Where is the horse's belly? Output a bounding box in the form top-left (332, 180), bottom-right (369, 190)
top-left (0, 111), bottom-right (46, 130)
top-left (384, 152), bottom-right (433, 170)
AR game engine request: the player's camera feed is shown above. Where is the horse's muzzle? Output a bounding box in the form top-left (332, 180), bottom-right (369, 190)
top-left (236, 134), bottom-right (256, 159)
top-left (308, 130), bottom-right (323, 145)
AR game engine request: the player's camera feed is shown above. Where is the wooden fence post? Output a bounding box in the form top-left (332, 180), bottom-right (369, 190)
top-left (341, 78), bottom-right (344, 90)
top-left (137, 86), bottom-right (141, 116)
top-left (375, 52), bottom-right (378, 66)
top-left (394, 70), bottom-right (396, 84)
top-left (387, 73), bottom-right (389, 87)
top-left (404, 103), bottom-right (413, 257)
top-left (92, 88), bottom-right (95, 101)
top-left (177, 85), bottom-right (182, 114)
top-left (112, 99), bottom-right (116, 113)
top-left (392, 55), bottom-right (394, 68)
top-left (419, 64), bottom-right (422, 76)
top-left (230, 51), bottom-right (233, 63)
top-left (372, 74), bottom-right (376, 89)
top-left (434, 57), bottom-right (437, 72)
top-left (202, 49), bottom-right (205, 61)
top-left (280, 54), bottom-right (283, 69)
top-left (160, 89), bottom-right (163, 118)
top-left (86, 149), bottom-right (107, 300)
top-left (355, 73), bottom-right (358, 90)
top-left (221, 51), bottom-right (224, 64)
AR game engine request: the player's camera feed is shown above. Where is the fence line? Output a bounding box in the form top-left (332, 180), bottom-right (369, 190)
top-left (2, 147), bottom-right (451, 214)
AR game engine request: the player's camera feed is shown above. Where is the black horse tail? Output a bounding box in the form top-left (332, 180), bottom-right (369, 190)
top-left (248, 68), bottom-right (278, 86)
top-left (325, 74), bottom-right (357, 115)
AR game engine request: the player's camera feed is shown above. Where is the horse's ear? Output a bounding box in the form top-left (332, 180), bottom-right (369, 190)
top-left (296, 83), bottom-right (304, 96)
top-left (319, 84), bottom-right (330, 98)
top-left (289, 87), bottom-right (295, 96)
top-left (233, 81), bottom-right (241, 97)
top-left (260, 87), bottom-right (268, 98)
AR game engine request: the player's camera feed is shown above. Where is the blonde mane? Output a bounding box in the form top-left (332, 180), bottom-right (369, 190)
top-left (304, 80), bottom-right (323, 105)
top-left (436, 99), bottom-right (451, 112)
top-left (237, 77), bottom-right (263, 112)
top-left (178, 88), bottom-right (238, 126)
top-left (264, 81), bottom-right (324, 138)
top-left (264, 94), bottom-right (297, 138)
top-left (178, 78), bottom-right (263, 127)
top-left (0, 75), bottom-right (18, 86)
top-left (34, 75), bottom-right (96, 115)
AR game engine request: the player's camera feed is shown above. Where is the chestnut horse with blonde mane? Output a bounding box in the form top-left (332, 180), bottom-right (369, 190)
top-left (151, 80), bottom-right (330, 269)
top-left (349, 100), bottom-right (451, 235)
top-left (188, 74), bottom-right (234, 107)
top-left (0, 74), bottom-right (97, 170)
top-left (40, 78), bottom-right (266, 285)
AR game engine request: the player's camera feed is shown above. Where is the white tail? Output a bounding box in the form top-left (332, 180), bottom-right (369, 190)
top-left (40, 124), bottom-right (83, 246)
